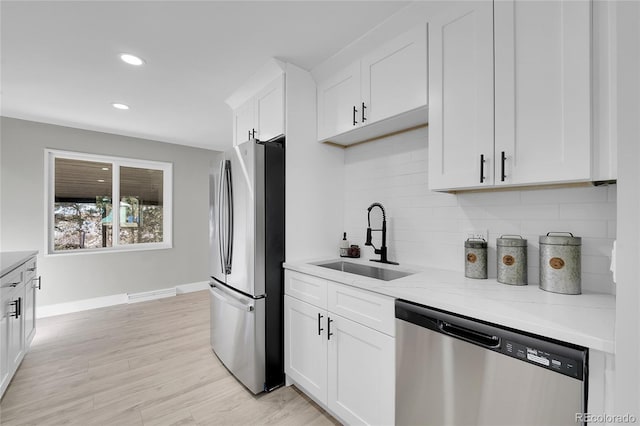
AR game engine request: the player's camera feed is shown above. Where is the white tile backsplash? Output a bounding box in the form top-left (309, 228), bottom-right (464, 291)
top-left (343, 127), bottom-right (616, 294)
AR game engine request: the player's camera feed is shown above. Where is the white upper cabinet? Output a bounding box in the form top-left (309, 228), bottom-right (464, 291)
top-left (428, 1), bottom-right (495, 190)
top-left (233, 99), bottom-right (255, 146)
top-left (255, 75), bottom-right (285, 142)
top-left (429, 0), bottom-right (593, 191)
top-left (494, 0), bottom-right (591, 186)
top-left (233, 75), bottom-right (284, 145)
top-left (361, 24), bottom-right (428, 125)
top-left (229, 69), bottom-right (285, 146)
top-left (316, 24), bottom-right (428, 146)
top-left (317, 62), bottom-right (361, 141)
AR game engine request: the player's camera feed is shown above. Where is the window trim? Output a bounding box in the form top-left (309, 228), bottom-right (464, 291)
top-left (44, 149), bottom-right (173, 256)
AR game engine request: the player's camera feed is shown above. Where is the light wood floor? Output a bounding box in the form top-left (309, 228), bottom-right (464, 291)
top-left (0, 291), bottom-right (339, 426)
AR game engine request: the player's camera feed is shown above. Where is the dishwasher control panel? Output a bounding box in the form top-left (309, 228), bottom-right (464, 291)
top-left (502, 340), bottom-right (581, 379)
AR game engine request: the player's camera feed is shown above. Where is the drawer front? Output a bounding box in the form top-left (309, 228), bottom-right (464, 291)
top-left (285, 271), bottom-right (328, 309)
top-left (327, 282), bottom-right (395, 336)
top-left (23, 257), bottom-right (37, 282)
top-left (1, 267), bottom-right (23, 289)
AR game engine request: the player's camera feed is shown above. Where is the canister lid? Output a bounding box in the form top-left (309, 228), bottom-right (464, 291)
top-left (496, 235), bottom-right (527, 247)
top-left (465, 238), bottom-right (487, 248)
top-left (539, 232), bottom-right (582, 246)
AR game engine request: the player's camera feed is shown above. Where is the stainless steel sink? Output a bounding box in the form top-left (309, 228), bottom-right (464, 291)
top-left (315, 261), bottom-right (414, 281)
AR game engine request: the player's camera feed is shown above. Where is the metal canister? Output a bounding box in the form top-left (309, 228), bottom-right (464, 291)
top-left (465, 238), bottom-right (487, 279)
top-left (496, 235), bottom-right (528, 286)
top-left (539, 232), bottom-right (582, 295)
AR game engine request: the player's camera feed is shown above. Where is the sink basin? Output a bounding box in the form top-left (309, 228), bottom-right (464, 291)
top-left (315, 261), bottom-right (414, 281)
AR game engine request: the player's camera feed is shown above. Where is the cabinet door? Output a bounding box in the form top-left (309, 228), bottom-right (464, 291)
top-left (494, 0), bottom-right (591, 185)
top-left (233, 99), bottom-right (255, 146)
top-left (361, 24), bottom-right (427, 125)
top-left (0, 291), bottom-right (10, 395)
top-left (8, 285), bottom-right (25, 369)
top-left (255, 75), bottom-right (284, 142)
top-left (284, 296), bottom-right (328, 405)
top-left (24, 277), bottom-right (36, 347)
top-left (317, 61), bottom-right (361, 140)
top-left (428, 1), bottom-right (494, 191)
top-left (327, 315), bottom-right (394, 426)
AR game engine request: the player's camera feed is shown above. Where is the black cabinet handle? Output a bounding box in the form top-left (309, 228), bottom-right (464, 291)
top-left (480, 154), bottom-right (485, 183)
top-left (248, 130), bottom-right (251, 140)
top-left (8, 282), bottom-right (19, 288)
top-left (33, 276), bottom-right (41, 290)
top-left (352, 106), bottom-right (358, 126)
top-left (327, 317), bottom-right (334, 340)
top-left (501, 151), bottom-right (507, 182)
top-left (251, 128), bottom-right (256, 139)
top-left (10, 300), bottom-right (19, 318)
top-left (318, 313), bottom-right (324, 336)
top-left (361, 102), bottom-right (367, 122)
top-left (18, 297), bottom-right (21, 318)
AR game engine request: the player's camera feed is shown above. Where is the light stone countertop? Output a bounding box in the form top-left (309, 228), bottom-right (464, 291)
top-left (1, 251), bottom-right (38, 277)
top-left (283, 257), bottom-right (616, 354)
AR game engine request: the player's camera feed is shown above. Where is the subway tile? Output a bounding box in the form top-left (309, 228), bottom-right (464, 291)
top-left (457, 190), bottom-right (521, 206)
top-left (582, 273), bottom-right (615, 294)
top-left (559, 203), bottom-right (616, 221)
top-left (580, 238), bottom-right (616, 257)
top-left (582, 255), bottom-right (613, 275)
top-left (607, 184), bottom-right (617, 203)
top-left (520, 186), bottom-right (608, 204)
top-left (520, 220), bottom-right (609, 239)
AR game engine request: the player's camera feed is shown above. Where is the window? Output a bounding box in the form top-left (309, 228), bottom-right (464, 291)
top-left (46, 150), bottom-right (172, 254)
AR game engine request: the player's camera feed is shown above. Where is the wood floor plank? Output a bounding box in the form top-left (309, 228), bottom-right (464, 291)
top-left (0, 291), bottom-right (338, 426)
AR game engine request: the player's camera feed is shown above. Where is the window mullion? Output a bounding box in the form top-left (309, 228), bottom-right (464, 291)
top-left (112, 162), bottom-right (120, 248)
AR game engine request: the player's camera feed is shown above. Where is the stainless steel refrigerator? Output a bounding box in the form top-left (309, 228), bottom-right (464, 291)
top-left (209, 135), bottom-right (285, 394)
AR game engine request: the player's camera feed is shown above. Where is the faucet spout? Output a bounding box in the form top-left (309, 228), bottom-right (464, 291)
top-left (364, 202), bottom-right (398, 265)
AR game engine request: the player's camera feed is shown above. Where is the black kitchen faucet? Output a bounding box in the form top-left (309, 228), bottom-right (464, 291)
top-left (365, 202), bottom-right (399, 265)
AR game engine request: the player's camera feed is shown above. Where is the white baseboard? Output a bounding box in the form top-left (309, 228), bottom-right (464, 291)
top-left (37, 281), bottom-right (210, 318)
top-left (127, 287), bottom-right (176, 303)
top-left (176, 281), bottom-right (210, 294)
top-left (37, 293), bottom-right (127, 318)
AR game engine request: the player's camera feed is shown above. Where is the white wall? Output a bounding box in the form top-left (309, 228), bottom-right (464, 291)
top-left (0, 117), bottom-right (219, 306)
top-left (344, 127), bottom-right (616, 295)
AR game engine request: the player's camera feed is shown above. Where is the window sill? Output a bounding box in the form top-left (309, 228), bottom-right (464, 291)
top-left (45, 243), bottom-right (172, 257)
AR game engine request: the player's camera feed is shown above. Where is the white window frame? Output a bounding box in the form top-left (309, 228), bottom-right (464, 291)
top-left (45, 149), bottom-right (173, 255)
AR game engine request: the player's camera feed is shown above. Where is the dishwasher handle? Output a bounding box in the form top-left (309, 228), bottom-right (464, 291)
top-left (439, 320), bottom-right (501, 349)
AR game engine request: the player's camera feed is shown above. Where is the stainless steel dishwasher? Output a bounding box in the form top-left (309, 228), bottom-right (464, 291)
top-left (395, 300), bottom-right (588, 426)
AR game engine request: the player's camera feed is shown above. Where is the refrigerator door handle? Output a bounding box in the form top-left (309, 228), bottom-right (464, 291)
top-left (225, 160), bottom-right (234, 274)
top-left (210, 283), bottom-right (254, 312)
top-left (217, 160), bottom-right (227, 274)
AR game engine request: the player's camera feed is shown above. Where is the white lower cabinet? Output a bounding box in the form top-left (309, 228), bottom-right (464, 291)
top-left (327, 315), bottom-right (394, 425)
top-left (284, 270), bottom-right (395, 425)
top-left (1, 255), bottom-right (38, 398)
top-left (284, 295), bottom-right (328, 404)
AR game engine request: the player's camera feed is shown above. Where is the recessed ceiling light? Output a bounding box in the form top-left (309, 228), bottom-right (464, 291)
top-left (102, 167), bottom-right (109, 171)
top-left (112, 103), bottom-right (129, 110)
top-left (97, 179), bottom-right (105, 183)
top-left (120, 53), bottom-right (145, 66)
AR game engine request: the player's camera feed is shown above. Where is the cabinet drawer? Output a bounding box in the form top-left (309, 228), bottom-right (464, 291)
top-left (285, 271), bottom-right (328, 309)
top-left (1, 267), bottom-right (22, 289)
top-left (23, 257), bottom-right (37, 282)
top-left (327, 282), bottom-right (395, 336)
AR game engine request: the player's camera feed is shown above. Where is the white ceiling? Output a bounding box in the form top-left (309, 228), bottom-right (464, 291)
top-left (1, 1), bottom-right (410, 152)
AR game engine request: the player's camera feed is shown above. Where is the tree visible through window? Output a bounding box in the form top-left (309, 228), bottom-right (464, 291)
top-left (47, 151), bottom-right (172, 254)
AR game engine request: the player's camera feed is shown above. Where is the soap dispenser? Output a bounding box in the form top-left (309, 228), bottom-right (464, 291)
top-left (339, 232), bottom-right (350, 257)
